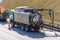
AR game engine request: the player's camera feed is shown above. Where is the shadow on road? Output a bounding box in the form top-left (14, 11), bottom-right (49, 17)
top-left (11, 27), bottom-right (46, 38)
top-left (0, 21), bottom-right (46, 38)
top-left (0, 21), bottom-right (7, 25)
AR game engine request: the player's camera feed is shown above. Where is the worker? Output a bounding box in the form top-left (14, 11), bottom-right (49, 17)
top-left (6, 17), bottom-right (11, 30)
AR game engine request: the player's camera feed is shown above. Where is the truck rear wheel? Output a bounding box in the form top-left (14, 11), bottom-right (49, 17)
top-left (25, 25), bottom-right (30, 32)
top-left (20, 25), bottom-right (25, 31)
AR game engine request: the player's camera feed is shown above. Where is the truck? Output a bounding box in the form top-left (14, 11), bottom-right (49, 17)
top-left (11, 6), bottom-right (54, 32)
top-left (0, 6), bottom-right (9, 21)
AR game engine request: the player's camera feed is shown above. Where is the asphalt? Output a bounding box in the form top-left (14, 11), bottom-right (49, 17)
top-left (0, 22), bottom-right (60, 40)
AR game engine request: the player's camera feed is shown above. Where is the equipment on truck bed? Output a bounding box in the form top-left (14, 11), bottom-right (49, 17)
top-left (11, 6), bottom-right (54, 32)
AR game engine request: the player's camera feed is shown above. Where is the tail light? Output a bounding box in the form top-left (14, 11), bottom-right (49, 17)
top-left (31, 28), bottom-right (34, 31)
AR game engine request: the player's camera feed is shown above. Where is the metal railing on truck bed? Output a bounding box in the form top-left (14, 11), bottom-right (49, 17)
top-left (43, 20), bottom-right (60, 32)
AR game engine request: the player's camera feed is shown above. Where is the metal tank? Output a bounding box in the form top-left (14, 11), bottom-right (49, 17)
top-left (13, 6), bottom-right (37, 25)
top-left (14, 11), bottom-right (31, 25)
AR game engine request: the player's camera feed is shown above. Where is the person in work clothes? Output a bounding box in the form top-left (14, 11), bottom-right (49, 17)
top-left (7, 18), bottom-right (11, 30)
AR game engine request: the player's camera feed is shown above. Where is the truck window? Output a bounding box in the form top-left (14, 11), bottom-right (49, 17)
top-left (24, 9), bottom-right (34, 13)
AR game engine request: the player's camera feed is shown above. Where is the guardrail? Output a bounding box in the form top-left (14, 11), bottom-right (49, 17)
top-left (43, 21), bottom-right (60, 32)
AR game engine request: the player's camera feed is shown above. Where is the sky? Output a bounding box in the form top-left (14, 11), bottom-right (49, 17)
top-left (0, 0), bottom-right (3, 3)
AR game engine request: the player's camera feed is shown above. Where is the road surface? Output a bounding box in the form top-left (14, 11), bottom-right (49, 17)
top-left (0, 22), bottom-right (60, 40)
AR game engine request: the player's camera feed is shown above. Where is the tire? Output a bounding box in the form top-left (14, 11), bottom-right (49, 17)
top-left (25, 25), bottom-right (30, 32)
top-left (35, 25), bottom-right (40, 32)
top-left (20, 25), bottom-right (25, 31)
